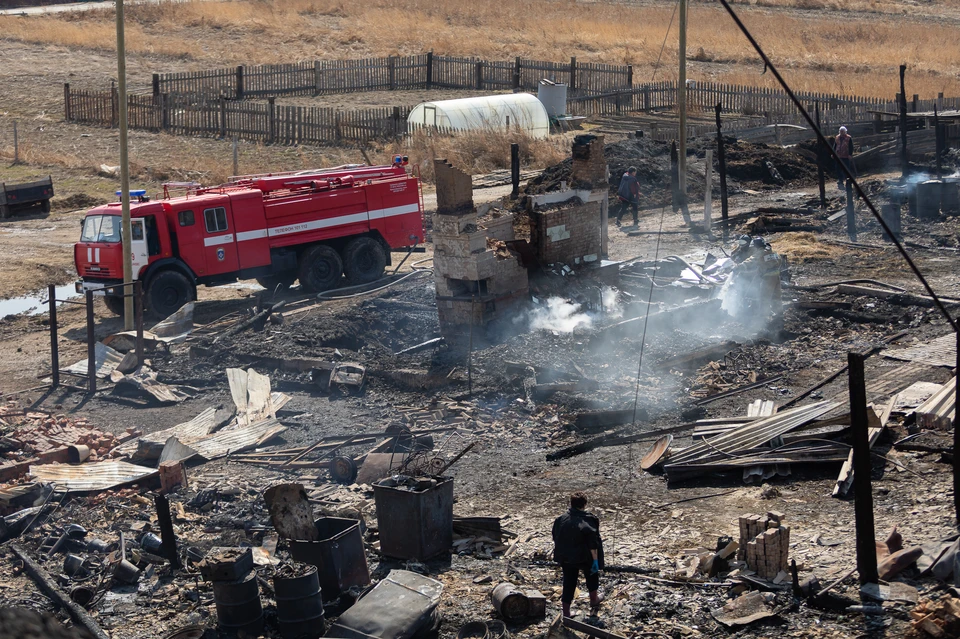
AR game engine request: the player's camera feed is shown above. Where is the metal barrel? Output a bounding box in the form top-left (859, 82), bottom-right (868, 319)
top-left (490, 583), bottom-right (529, 620)
top-left (212, 570), bottom-right (263, 635)
top-left (273, 565), bottom-right (325, 639)
top-left (457, 621), bottom-right (490, 639)
top-left (486, 620), bottom-right (509, 639)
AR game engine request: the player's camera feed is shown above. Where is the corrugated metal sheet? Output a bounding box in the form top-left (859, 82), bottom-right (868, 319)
top-left (667, 401), bottom-right (840, 467)
top-left (30, 461), bottom-right (158, 492)
top-left (114, 407), bottom-right (219, 457)
top-left (190, 419), bottom-right (287, 460)
top-left (884, 333), bottom-right (956, 368)
top-left (63, 343), bottom-right (124, 378)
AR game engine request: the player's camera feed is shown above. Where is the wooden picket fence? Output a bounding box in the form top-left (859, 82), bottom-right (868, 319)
top-left (67, 87), bottom-right (412, 145)
top-left (150, 53), bottom-right (632, 99)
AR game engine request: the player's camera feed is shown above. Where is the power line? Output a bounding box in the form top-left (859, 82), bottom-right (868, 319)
top-left (651, 0), bottom-right (682, 82)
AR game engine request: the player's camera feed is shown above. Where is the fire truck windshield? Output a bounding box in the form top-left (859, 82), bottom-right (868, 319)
top-left (80, 215), bottom-right (121, 243)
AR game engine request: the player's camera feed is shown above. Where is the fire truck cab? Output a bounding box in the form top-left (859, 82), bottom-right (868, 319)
top-left (75, 164), bottom-right (424, 318)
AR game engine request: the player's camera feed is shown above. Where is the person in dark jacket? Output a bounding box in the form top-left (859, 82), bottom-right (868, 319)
top-left (834, 126), bottom-right (856, 190)
top-left (615, 167), bottom-right (640, 227)
top-left (552, 491), bottom-right (604, 618)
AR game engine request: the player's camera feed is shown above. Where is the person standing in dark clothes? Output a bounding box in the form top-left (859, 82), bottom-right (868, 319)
top-left (834, 126), bottom-right (856, 190)
top-left (552, 491), bottom-right (604, 618)
top-left (615, 167), bottom-right (640, 227)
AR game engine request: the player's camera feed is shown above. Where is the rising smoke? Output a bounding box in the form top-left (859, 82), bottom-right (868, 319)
top-left (528, 287), bottom-right (622, 333)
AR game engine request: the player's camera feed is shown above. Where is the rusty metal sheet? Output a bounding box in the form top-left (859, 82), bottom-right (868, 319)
top-left (884, 333), bottom-right (956, 368)
top-left (640, 435), bottom-right (672, 471)
top-left (228, 368), bottom-right (285, 427)
top-left (29, 460), bottom-right (158, 492)
top-left (355, 453), bottom-right (404, 485)
top-left (190, 419), bottom-right (286, 460)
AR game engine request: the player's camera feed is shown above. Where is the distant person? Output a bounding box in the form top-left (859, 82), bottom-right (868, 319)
top-left (834, 126), bottom-right (855, 190)
top-left (552, 491), bottom-right (604, 619)
top-left (615, 167), bottom-right (640, 227)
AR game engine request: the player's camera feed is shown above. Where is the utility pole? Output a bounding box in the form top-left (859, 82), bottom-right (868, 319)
top-left (678, 0), bottom-right (688, 196)
top-left (116, 0), bottom-right (134, 330)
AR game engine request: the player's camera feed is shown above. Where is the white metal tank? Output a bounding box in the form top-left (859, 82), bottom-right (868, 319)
top-left (537, 80), bottom-right (568, 118)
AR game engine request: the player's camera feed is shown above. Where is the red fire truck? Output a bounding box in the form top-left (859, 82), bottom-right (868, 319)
top-left (75, 164), bottom-right (424, 317)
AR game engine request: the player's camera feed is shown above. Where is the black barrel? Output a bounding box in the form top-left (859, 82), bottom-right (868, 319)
top-left (274, 564), bottom-right (325, 639)
top-left (212, 569), bottom-right (263, 635)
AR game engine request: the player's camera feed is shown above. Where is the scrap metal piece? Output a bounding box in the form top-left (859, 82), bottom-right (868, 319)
top-left (29, 460), bottom-right (158, 493)
top-left (325, 570), bottom-right (442, 639)
top-left (640, 434), bottom-right (672, 472)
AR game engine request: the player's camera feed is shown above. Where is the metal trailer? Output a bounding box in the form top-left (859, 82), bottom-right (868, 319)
top-left (0, 176), bottom-right (54, 218)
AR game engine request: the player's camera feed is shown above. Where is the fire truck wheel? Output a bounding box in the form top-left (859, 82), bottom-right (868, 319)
top-left (298, 244), bottom-right (343, 292)
top-left (146, 270), bottom-right (195, 319)
top-left (342, 236), bottom-right (387, 285)
top-left (102, 296), bottom-right (125, 316)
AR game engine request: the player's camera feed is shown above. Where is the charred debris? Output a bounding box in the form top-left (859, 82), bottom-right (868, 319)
top-left (4, 133), bottom-right (960, 639)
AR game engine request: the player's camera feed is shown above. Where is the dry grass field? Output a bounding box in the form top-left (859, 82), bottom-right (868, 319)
top-left (0, 0), bottom-right (958, 98)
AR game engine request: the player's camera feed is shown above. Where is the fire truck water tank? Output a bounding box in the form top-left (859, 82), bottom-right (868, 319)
top-left (537, 81), bottom-right (567, 118)
top-left (407, 93), bottom-right (550, 139)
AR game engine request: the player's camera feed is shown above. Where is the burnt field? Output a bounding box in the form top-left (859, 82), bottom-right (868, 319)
top-left (1, 136), bottom-right (960, 639)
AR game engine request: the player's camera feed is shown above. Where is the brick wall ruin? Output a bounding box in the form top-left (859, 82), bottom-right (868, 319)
top-left (529, 200), bottom-right (602, 267)
top-left (570, 134), bottom-right (607, 190)
top-left (432, 160), bottom-right (528, 345)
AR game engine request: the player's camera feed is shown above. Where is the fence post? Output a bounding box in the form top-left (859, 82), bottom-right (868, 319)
top-left (85, 290), bottom-right (96, 395)
top-left (426, 51), bottom-right (434, 89)
top-left (511, 142), bottom-right (520, 200)
top-left (475, 61), bottom-right (483, 91)
top-left (643, 86), bottom-right (650, 112)
top-left (847, 351), bottom-right (878, 586)
top-left (161, 93), bottom-right (169, 131)
top-left (392, 106), bottom-right (401, 136)
top-left (314, 61), bottom-right (322, 95)
top-left (714, 103), bottom-right (729, 239)
top-left (627, 65), bottom-right (633, 88)
top-left (49, 284), bottom-right (59, 390)
top-left (569, 56), bottom-right (577, 92)
top-left (152, 73), bottom-right (160, 97)
top-left (815, 101), bottom-right (826, 210)
top-left (389, 55), bottom-right (397, 91)
top-left (63, 83), bottom-right (71, 121)
top-left (268, 97), bottom-right (276, 144)
top-left (912, 93), bottom-right (919, 113)
top-left (12, 121), bottom-right (18, 165)
top-left (135, 281), bottom-right (144, 368)
top-left (513, 57), bottom-right (521, 91)
top-left (111, 82), bottom-right (119, 128)
top-left (236, 65), bottom-right (245, 100)
top-left (219, 96), bottom-right (226, 138)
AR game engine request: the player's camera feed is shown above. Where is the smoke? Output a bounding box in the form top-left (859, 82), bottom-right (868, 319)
top-left (529, 297), bottom-right (593, 333)
top-left (601, 287), bottom-right (624, 319)
top-left (525, 287), bottom-right (625, 333)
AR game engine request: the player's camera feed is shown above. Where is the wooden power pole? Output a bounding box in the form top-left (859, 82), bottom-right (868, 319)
top-left (116, 0), bottom-right (134, 330)
top-left (678, 0), bottom-right (688, 196)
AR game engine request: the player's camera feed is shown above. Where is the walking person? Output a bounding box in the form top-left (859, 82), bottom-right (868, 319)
top-left (834, 126), bottom-right (856, 190)
top-left (552, 491), bottom-right (604, 619)
top-left (615, 167), bottom-right (640, 227)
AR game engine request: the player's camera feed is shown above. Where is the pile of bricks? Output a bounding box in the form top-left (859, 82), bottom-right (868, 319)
top-left (0, 402), bottom-right (124, 461)
top-left (738, 511), bottom-right (790, 580)
top-left (570, 134), bottom-right (607, 190)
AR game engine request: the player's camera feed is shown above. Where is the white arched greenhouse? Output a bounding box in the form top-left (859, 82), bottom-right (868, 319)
top-left (407, 93), bottom-right (550, 139)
